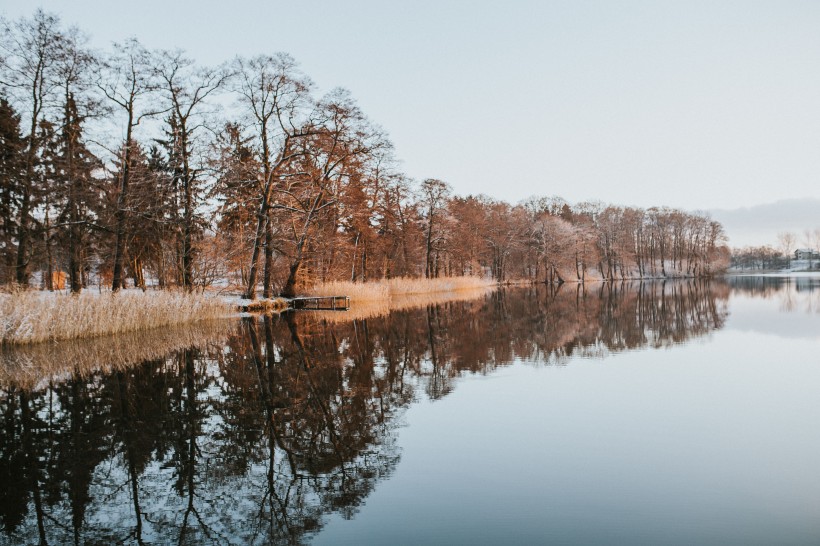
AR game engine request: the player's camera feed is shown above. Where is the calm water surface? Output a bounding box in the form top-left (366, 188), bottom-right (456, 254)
top-left (1, 278), bottom-right (819, 545)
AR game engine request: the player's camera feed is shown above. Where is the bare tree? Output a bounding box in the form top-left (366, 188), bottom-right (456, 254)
top-left (230, 53), bottom-right (315, 299)
top-left (0, 9), bottom-right (63, 285)
top-left (777, 231), bottom-right (796, 270)
top-left (419, 178), bottom-right (451, 279)
top-left (155, 50), bottom-right (228, 290)
top-left (53, 25), bottom-right (99, 292)
top-left (98, 38), bottom-right (162, 290)
top-left (802, 229), bottom-right (815, 270)
top-left (279, 89), bottom-right (385, 297)
top-left (531, 212), bottom-right (575, 284)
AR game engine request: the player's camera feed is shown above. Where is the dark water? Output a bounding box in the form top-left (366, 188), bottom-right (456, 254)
top-left (1, 278), bottom-right (819, 545)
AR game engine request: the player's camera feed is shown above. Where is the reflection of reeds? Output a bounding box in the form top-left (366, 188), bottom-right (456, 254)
top-left (0, 319), bottom-right (236, 391)
top-left (303, 286), bottom-right (496, 322)
top-left (307, 276), bottom-right (496, 302)
top-left (0, 290), bottom-right (234, 345)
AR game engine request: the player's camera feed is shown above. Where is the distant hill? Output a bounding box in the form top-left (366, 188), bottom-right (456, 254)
top-left (709, 198), bottom-right (820, 248)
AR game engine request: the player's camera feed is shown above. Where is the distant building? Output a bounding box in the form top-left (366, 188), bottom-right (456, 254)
top-left (794, 248), bottom-right (820, 261)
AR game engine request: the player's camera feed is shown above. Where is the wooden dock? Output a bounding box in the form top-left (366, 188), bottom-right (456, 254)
top-left (290, 296), bottom-right (350, 311)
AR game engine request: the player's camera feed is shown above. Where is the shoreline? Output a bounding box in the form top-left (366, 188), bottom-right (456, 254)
top-left (4, 272), bottom-right (784, 347)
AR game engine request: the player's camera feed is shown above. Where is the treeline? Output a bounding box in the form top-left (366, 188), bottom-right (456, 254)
top-left (730, 246), bottom-right (789, 270)
top-left (0, 10), bottom-right (729, 297)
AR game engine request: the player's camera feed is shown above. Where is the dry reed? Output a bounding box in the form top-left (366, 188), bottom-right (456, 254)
top-left (303, 286), bottom-right (497, 322)
top-left (0, 289), bottom-right (234, 345)
top-left (302, 276), bottom-right (497, 322)
top-left (242, 297), bottom-right (289, 313)
top-left (308, 276), bottom-right (496, 302)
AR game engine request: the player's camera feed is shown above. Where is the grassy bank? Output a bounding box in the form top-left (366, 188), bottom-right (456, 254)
top-left (305, 286), bottom-right (497, 322)
top-left (307, 276), bottom-right (497, 302)
top-left (301, 276), bottom-right (497, 321)
top-left (1, 290), bottom-right (234, 345)
top-left (242, 297), bottom-right (289, 312)
top-left (0, 277), bottom-right (494, 345)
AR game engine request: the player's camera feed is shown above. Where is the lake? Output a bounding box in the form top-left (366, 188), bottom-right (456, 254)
top-left (1, 277), bottom-right (819, 545)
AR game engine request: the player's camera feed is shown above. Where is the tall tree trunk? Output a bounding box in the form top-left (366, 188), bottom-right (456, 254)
top-left (44, 208), bottom-right (54, 291)
top-left (63, 93), bottom-right (83, 293)
top-left (361, 239), bottom-right (368, 282)
top-left (244, 205), bottom-right (267, 299)
top-left (15, 127), bottom-right (38, 286)
top-left (111, 118), bottom-right (134, 291)
top-left (179, 123), bottom-right (195, 291)
top-left (15, 59), bottom-right (47, 286)
top-left (263, 216), bottom-right (273, 298)
top-left (67, 181), bottom-right (82, 292)
top-left (425, 210), bottom-right (434, 279)
top-left (351, 231), bottom-right (359, 282)
top-left (280, 190), bottom-right (325, 298)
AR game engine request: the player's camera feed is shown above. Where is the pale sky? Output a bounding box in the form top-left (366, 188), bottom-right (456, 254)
top-left (3, 0), bottom-right (820, 212)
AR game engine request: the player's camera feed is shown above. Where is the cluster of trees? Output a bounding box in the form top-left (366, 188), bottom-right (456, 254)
top-left (730, 246), bottom-right (790, 270)
top-left (456, 196), bottom-right (729, 283)
top-left (0, 281), bottom-right (728, 543)
top-left (730, 230), bottom-right (820, 271)
top-left (0, 10), bottom-right (729, 298)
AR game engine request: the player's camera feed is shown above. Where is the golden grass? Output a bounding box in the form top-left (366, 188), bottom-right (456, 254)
top-left (307, 276), bottom-right (496, 302)
top-left (0, 289), bottom-right (234, 345)
top-left (243, 297), bottom-right (289, 313)
top-left (0, 319), bottom-right (236, 391)
top-left (302, 276), bottom-right (497, 322)
top-left (307, 287), bottom-right (495, 322)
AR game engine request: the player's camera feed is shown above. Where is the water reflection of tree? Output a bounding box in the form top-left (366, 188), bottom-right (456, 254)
top-left (0, 281), bottom-right (730, 545)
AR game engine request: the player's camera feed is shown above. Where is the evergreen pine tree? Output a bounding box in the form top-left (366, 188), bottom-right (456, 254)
top-left (0, 97), bottom-right (25, 283)
top-left (52, 93), bottom-right (101, 292)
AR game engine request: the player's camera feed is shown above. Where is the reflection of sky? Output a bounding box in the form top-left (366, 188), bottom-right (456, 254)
top-left (316, 282), bottom-right (820, 546)
top-left (727, 290), bottom-right (820, 341)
